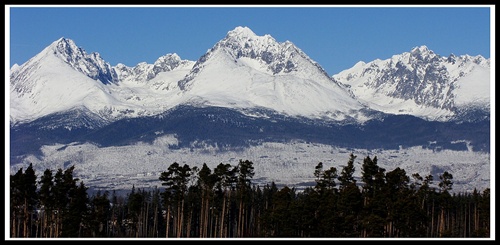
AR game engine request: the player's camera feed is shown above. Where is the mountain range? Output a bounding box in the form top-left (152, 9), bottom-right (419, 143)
top-left (334, 45), bottom-right (490, 122)
top-left (9, 26), bottom-right (491, 166)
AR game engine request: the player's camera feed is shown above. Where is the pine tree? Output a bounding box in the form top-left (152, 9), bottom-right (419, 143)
top-left (338, 153), bottom-right (357, 189)
top-left (360, 156), bottom-right (387, 237)
top-left (437, 171), bottom-right (454, 237)
top-left (159, 162), bottom-right (192, 237)
top-left (236, 159), bottom-right (255, 237)
top-left (89, 191), bottom-right (111, 237)
top-left (197, 163), bottom-right (217, 237)
top-left (60, 166), bottom-right (88, 237)
top-left (213, 162), bottom-right (237, 237)
top-left (38, 169), bottom-right (55, 237)
top-left (337, 154), bottom-right (362, 237)
top-left (10, 164), bottom-right (38, 237)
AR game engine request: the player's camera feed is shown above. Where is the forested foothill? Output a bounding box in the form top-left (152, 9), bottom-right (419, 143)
top-left (10, 154), bottom-right (490, 238)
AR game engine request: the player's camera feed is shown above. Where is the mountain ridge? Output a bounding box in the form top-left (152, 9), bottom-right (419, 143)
top-left (333, 45), bottom-right (490, 121)
top-left (10, 26), bottom-right (377, 125)
top-left (8, 26), bottom-right (491, 195)
top-left (10, 26), bottom-right (490, 127)
top-left (9, 26), bottom-right (491, 153)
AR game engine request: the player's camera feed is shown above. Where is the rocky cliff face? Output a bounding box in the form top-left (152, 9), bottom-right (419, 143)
top-left (333, 45), bottom-right (490, 121)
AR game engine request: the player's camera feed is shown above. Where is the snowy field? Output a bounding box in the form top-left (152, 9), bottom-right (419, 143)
top-left (10, 135), bottom-right (491, 195)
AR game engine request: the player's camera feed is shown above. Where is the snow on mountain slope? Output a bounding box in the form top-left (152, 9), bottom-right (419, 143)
top-left (115, 53), bottom-right (194, 86)
top-left (10, 39), bottom-right (195, 125)
top-left (178, 26), bottom-right (369, 121)
top-left (10, 28), bottom-right (490, 126)
top-left (333, 45), bottom-right (490, 121)
top-left (108, 54), bottom-right (195, 114)
top-left (444, 54), bottom-right (490, 106)
top-left (10, 26), bottom-right (372, 125)
top-left (9, 38), bottom-right (118, 124)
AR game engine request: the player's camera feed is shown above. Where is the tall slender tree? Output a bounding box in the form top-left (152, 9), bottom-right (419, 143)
top-left (437, 171), bottom-right (454, 237)
top-left (89, 191), bottom-right (111, 237)
top-left (197, 163), bottom-right (217, 237)
top-left (236, 159), bottom-right (255, 237)
top-left (213, 162), bottom-right (237, 237)
top-left (10, 164), bottom-right (38, 237)
top-left (38, 169), bottom-right (55, 237)
top-left (337, 154), bottom-right (362, 237)
top-left (159, 162), bottom-right (192, 237)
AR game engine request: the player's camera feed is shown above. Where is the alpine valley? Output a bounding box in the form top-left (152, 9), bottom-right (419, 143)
top-left (9, 26), bottom-right (491, 194)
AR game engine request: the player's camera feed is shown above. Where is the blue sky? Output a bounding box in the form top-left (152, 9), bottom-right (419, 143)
top-left (6, 5), bottom-right (493, 76)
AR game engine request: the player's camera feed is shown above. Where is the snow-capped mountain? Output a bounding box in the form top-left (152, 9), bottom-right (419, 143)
top-left (11, 27), bottom-right (490, 127)
top-left (9, 26), bottom-right (491, 194)
top-left (9, 38), bottom-right (195, 125)
top-left (178, 26), bottom-right (368, 121)
top-left (114, 53), bottom-right (194, 85)
top-left (9, 26), bottom-right (491, 156)
top-left (333, 45), bottom-right (490, 121)
top-left (10, 37), bottom-right (118, 125)
top-left (10, 26), bottom-right (372, 126)
top-left (48, 37), bottom-right (119, 85)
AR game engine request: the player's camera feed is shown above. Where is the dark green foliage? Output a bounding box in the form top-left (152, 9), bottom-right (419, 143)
top-left (61, 181), bottom-right (88, 237)
top-left (9, 155), bottom-right (490, 238)
top-left (338, 153), bottom-right (357, 188)
top-left (88, 191), bottom-right (112, 237)
top-left (10, 163), bottom-right (38, 237)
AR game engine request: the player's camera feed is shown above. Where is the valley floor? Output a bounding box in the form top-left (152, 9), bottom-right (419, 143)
top-left (10, 139), bottom-right (491, 195)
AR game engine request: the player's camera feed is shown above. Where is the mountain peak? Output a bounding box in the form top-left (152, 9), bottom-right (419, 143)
top-left (410, 45), bottom-right (436, 57)
top-left (409, 45), bottom-right (437, 61)
top-left (45, 37), bottom-right (118, 84)
top-left (52, 37), bottom-right (85, 59)
top-left (334, 45), bottom-right (490, 121)
top-left (411, 45), bottom-right (430, 53)
top-left (219, 26), bottom-right (276, 50)
top-left (227, 26), bottom-right (257, 38)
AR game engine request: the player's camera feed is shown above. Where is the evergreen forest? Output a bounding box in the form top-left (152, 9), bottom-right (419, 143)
top-left (9, 154), bottom-right (490, 238)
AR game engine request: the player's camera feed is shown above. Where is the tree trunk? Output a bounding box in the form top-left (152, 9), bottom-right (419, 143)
top-left (220, 191), bottom-right (227, 238)
top-left (23, 199), bottom-right (28, 237)
top-left (166, 207), bottom-right (170, 238)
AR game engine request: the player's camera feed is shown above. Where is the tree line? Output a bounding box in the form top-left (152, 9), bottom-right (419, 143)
top-left (10, 154), bottom-right (490, 238)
